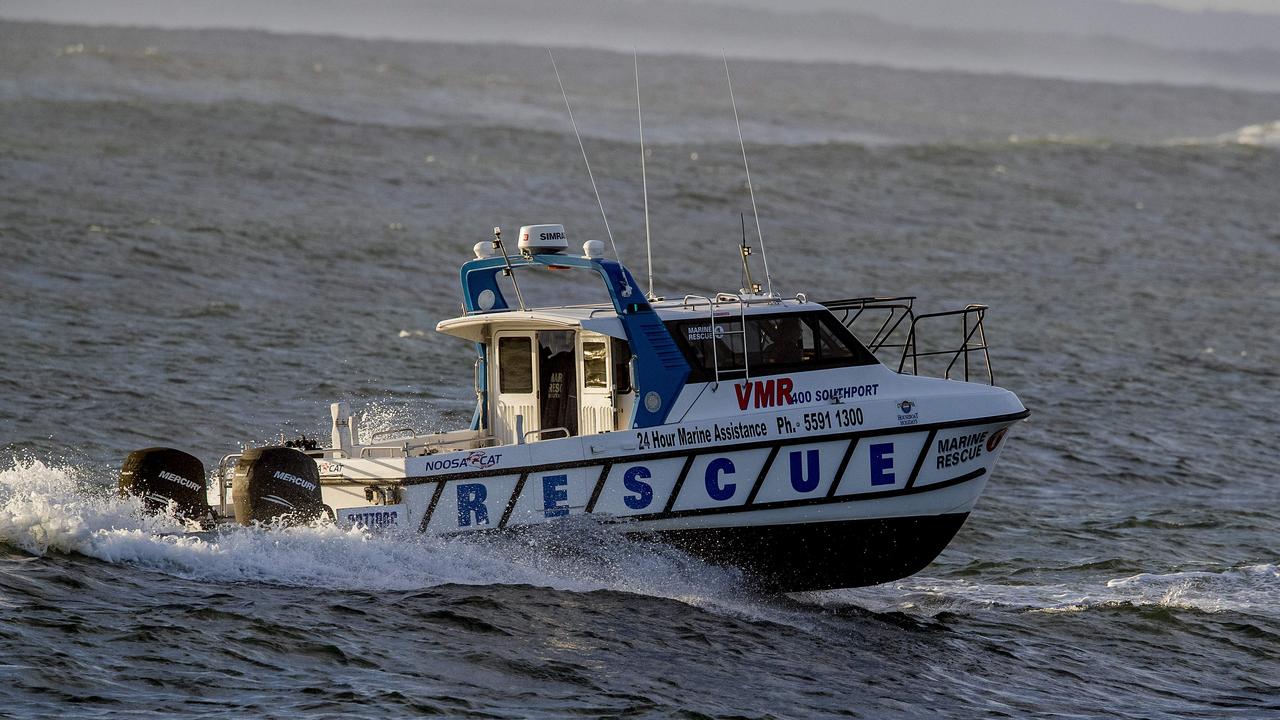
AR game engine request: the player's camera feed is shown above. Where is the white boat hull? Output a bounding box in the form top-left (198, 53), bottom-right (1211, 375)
top-left (288, 398), bottom-right (1025, 591)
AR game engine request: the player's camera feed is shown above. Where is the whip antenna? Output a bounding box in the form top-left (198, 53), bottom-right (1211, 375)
top-left (549, 50), bottom-right (621, 266)
top-left (723, 54), bottom-right (772, 296)
top-left (739, 213), bottom-right (759, 294)
top-left (636, 50), bottom-right (655, 300)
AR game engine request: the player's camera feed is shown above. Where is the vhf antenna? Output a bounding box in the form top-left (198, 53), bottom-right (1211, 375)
top-left (739, 213), bottom-right (759, 294)
top-left (636, 50), bottom-right (655, 301)
top-left (492, 226), bottom-right (526, 310)
top-left (548, 50), bottom-right (623, 269)
top-left (723, 54), bottom-right (773, 297)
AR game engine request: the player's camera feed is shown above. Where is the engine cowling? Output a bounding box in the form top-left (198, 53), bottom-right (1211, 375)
top-left (232, 446), bottom-right (325, 525)
top-left (119, 447), bottom-right (210, 521)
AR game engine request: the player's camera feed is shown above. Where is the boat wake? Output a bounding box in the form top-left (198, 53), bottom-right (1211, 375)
top-left (0, 459), bottom-right (771, 616)
top-left (804, 564), bottom-right (1280, 619)
top-left (10, 458), bottom-right (1269, 630)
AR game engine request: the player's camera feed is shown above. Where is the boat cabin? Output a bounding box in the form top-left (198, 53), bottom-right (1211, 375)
top-left (431, 224), bottom-right (882, 448)
top-left (438, 296), bottom-right (881, 447)
top-left (437, 307), bottom-right (638, 445)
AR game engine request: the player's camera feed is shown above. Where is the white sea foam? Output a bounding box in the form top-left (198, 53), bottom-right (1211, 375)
top-left (0, 460), bottom-right (773, 620)
top-left (5, 460), bottom-right (1273, 628)
top-left (1216, 121), bottom-right (1280, 147)
top-left (0, 459), bottom-right (188, 556)
top-left (354, 399), bottom-right (473, 445)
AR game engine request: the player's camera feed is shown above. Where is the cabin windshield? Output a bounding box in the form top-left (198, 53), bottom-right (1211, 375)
top-left (666, 310), bottom-right (878, 382)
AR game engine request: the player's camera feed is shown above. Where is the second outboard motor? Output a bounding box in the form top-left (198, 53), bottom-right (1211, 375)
top-left (119, 447), bottom-right (210, 521)
top-left (232, 446), bottom-right (325, 526)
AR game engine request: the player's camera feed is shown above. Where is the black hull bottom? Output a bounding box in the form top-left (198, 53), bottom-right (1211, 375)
top-left (649, 512), bottom-right (971, 592)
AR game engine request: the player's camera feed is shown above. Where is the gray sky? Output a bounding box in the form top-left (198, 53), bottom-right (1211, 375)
top-left (1145, 0), bottom-right (1279, 10)
top-left (4, 0), bottom-right (1280, 29)
top-left (743, 0), bottom-right (1280, 12)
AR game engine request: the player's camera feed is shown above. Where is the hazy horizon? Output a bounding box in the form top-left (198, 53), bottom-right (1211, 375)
top-left (5, 0), bottom-right (1280, 93)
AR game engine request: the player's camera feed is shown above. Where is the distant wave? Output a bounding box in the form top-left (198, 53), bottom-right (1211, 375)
top-left (1172, 120), bottom-right (1280, 148)
top-left (8, 20), bottom-right (1280, 149)
top-left (1217, 121), bottom-right (1280, 147)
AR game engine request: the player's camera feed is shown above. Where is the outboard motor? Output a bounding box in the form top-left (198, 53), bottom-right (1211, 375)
top-left (119, 447), bottom-right (211, 521)
top-left (232, 446), bottom-right (325, 525)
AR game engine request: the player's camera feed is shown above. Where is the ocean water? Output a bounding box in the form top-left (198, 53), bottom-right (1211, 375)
top-left (1, 20), bottom-right (1278, 719)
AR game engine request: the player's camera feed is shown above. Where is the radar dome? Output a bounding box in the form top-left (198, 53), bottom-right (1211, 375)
top-left (517, 224), bottom-right (568, 254)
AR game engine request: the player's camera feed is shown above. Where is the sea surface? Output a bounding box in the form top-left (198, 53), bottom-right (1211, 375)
top-left (1, 20), bottom-right (1278, 719)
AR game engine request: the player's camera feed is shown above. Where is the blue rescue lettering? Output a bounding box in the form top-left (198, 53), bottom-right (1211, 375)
top-left (705, 457), bottom-right (736, 501)
top-left (622, 466), bottom-right (654, 510)
top-left (870, 442), bottom-right (895, 486)
top-left (542, 474), bottom-right (569, 518)
top-left (457, 483), bottom-right (489, 526)
top-left (789, 449), bottom-right (821, 493)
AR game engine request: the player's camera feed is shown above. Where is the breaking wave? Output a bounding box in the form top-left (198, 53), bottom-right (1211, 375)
top-left (1172, 120), bottom-right (1280, 147)
top-left (1216, 120), bottom-right (1280, 147)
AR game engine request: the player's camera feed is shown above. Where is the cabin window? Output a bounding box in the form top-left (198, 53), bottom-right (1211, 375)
top-left (582, 340), bottom-right (608, 388)
top-left (666, 310), bottom-right (877, 382)
top-left (498, 336), bottom-right (533, 393)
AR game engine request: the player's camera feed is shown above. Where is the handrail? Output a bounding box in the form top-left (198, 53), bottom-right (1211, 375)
top-left (524, 427), bottom-right (570, 442)
top-left (823, 295), bottom-right (917, 308)
top-left (683, 293), bottom-right (752, 388)
top-left (370, 427), bottom-right (416, 442)
top-left (404, 433), bottom-right (496, 454)
top-left (720, 293), bottom-right (750, 387)
top-left (467, 301), bottom-right (615, 317)
top-left (679, 293), bottom-right (780, 310)
top-left (899, 305), bottom-right (993, 384)
top-left (855, 302), bottom-right (915, 352)
top-left (821, 296), bottom-right (917, 353)
top-left (820, 296), bottom-right (993, 384)
top-left (214, 452), bottom-right (242, 514)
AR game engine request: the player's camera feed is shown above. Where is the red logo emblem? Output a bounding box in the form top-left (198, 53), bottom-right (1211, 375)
top-left (986, 428), bottom-right (1009, 452)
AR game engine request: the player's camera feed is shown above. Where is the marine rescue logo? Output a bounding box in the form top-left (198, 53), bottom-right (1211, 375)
top-left (686, 324), bottom-right (726, 341)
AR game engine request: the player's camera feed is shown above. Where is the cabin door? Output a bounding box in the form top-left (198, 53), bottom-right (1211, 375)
top-left (578, 333), bottom-right (615, 435)
top-left (492, 332), bottom-right (538, 445)
top-left (538, 330), bottom-right (578, 439)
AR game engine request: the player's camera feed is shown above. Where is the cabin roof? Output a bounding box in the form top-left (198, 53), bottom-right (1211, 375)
top-left (435, 298), bottom-right (829, 342)
top-left (436, 305), bottom-right (625, 341)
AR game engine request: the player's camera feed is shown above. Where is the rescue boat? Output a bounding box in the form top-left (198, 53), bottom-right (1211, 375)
top-left (119, 223), bottom-right (1028, 591)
